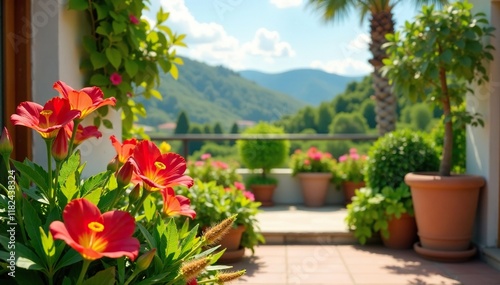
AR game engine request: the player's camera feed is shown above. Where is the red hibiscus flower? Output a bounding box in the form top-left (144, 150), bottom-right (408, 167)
top-left (65, 121), bottom-right (102, 147)
top-left (10, 97), bottom-right (81, 139)
top-left (161, 188), bottom-right (196, 219)
top-left (53, 80), bottom-right (116, 119)
top-left (110, 135), bottom-right (137, 164)
top-left (49, 198), bottom-right (139, 261)
top-left (130, 140), bottom-right (193, 191)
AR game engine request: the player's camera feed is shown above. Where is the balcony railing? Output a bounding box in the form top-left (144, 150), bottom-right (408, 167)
top-left (149, 133), bottom-right (379, 159)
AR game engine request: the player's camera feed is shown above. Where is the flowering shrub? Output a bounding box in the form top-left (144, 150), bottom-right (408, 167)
top-left (335, 148), bottom-right (368, 184)
top-left (68, 0), bottom-right (186, 137)
top-left (289, 147), bottom-right (336, 175)
top-left (178, 180), bottom-right (264, 253)
top-left (0, 82), bottom-right (244, 284)
top-left (187, 153), bottom-right (242, 188)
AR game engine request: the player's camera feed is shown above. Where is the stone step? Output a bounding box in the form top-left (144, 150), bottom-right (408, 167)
top-left (256, 205), bottom-right (358, 245)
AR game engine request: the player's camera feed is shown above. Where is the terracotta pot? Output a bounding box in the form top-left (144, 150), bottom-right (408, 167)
top-left (405, 172), bottom-right (484, 252)
top-left (250, 184), bottom-right (276, 207)
top-left (217, 225), bottom-right (246, 263)
top-left (342, 181), bottom-right (366, 206)
top-left (297, 172), bottom-right (332, 207)
top-left (382, 213), bottom-right (418, 249)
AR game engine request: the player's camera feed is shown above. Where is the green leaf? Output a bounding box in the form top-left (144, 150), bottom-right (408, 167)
top-left (91, 52), bottom-right (108, 70)
top-left (169, 64), bottom-right (179, 80)
top-left (68, 0), bottom-right (88, 10)
top-left (137, 223), bottom-right (157, 249)
top-left (148, 89), bottom-right (162, 100)
top-left (22, 201), bottom-right (42, 250)
top-left (59, 152), bottom-right (80, 183)
top-left (81, 171), bottom-right (111, 196)
top-left (83, 188), bottom-right (102, 205)
top-left (90, 74), bottom-right (110, 86)
top-left (82, 36), bottom-right (97, 53)
top-left (112, 21), bottom-right (127, 35)
top-left (124, 60), bottom-right (139, 77)
top-left (165, 220), bottom-right (179, 260)
top-left (12, 160), bottom-right (48, 194)
top-left (54, 249), bottom-right (82, 272)
top-left (82, 266), bottom-right (116, 285)
top-left (157, 58), bottom-right (171, 73)
top-left (102, 119), bottom-right (113, 129)
top-left (144, 195), bottom-right (156, 222)
top-left (0, 236), bottom-right (44, 270)
top-left (93, 3), bottom-right (109, 20)
top-left (40, 228), bottom-right (56, 265)
top-left (156, 7), bottom-right (169, 24)
top-left (105, 47), bottom-right (122, 69)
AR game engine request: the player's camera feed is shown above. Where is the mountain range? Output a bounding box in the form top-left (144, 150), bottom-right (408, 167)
top-left (138, 57), bottom-right (362, 131)
top-left (239, 69), bottom-right (363, 106)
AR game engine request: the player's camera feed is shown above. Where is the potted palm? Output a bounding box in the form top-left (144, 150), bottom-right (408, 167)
top-left (382, 1), bottom-right (494, 260)
top-left (237, 122), bottom-right (290, 206)
top-left (289, 147), bottom-right (336, 207)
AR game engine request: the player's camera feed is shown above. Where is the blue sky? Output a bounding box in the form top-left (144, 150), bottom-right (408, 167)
top-left (150, 0), bottom-right (422, 76)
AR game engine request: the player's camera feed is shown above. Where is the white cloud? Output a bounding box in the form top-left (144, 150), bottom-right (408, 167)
top-left (159, 0), bottom-right (295, 70)
top-left (270, 0), bottom-right (302, 9)
top-left (243, 28), bottom-right (296, 57)
top-left (310, 58), bottom-right (373, 76)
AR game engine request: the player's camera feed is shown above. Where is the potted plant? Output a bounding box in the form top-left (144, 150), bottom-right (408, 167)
top-left (335, 148), bottom-right (368, 206)
top-left (178, 180), bottom-right (265, 263)
top-left (237, 122), bottom-right (290, 206)
top-left (352, 130), bottom-right (440, 249)
top-left (382, 1), bottom-right (494, 260)
top-left (289, 147), bottom-right (336, 207)
top-left (187, 153), bottom-right (242, 188)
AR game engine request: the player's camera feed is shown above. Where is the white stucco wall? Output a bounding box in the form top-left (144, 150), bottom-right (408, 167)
top-left (31, 0), bottom-right (120, 176)
top-left (468, 0), bottom-right (500, 248)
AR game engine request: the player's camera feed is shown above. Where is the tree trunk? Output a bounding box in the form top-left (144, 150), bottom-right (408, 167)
top-left (369, 11), bottom-right (396, 135)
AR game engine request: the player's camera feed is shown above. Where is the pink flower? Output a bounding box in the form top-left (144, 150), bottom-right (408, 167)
top-left (129, 14), bottom-right (140, 25)
top-left (304, 159), bottom-right (310, 165)
top-left (350, 153), bottom-right (360, 160)
top-left (243, 191), bottom-right (255, 201)
top-left (234, 182), bottom-right (246, 191)
top-left (194, 161), bottom-right (205, 167)
top-left (349, 148), bottom-right (358, 155)
top-left (201, 153), bottom-right (211, 160)
top-left (308, 152), bottom-right (322, 161)
top-left (212, 161), bottom-right (228, 170)
top-left (339, 155), bottom-right (348, 163)
top-left (110, 72), bottom-right (122, 86)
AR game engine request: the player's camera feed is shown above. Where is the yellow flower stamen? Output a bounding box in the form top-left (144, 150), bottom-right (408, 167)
top-left (88, 221), bottom-right (104, 232)
top-left (40, 110), bottom-right (53, 126)
top-left (155, 161), bottom-right (166, 170)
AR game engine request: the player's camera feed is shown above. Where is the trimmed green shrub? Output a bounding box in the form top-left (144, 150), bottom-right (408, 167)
top-left (366, 129), bottom-right (440, 190)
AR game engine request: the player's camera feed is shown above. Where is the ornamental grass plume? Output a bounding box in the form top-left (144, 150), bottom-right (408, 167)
top-left (202, 215), bottom-right (237, 246)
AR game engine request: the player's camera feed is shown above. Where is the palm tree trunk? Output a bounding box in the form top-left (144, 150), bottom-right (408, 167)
top-left (369, 11), bottom-right (396, 135)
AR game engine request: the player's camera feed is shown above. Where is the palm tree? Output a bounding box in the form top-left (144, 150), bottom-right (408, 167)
top-left (307, 0), bottom-right (447, 135)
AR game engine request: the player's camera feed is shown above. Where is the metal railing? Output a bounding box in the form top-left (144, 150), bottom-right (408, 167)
top-left (149, 133), bottom-right (379, 159)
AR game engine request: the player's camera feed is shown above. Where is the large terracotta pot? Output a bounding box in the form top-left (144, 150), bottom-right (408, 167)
top-left (250, 184), bottom-right (276, 207)
top-left (297, 173), bottom-right (332, 207)
top-left (405, 172), bottom-right (484, 253)
top-left (217, 225), bottom-right (246, 263)
top-left (382, 213), bottom-right (418, 249)
top-left (342, 181), bottom-right (366, 206)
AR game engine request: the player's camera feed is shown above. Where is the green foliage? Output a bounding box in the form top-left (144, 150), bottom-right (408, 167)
top-left (329, 112), bottom-right (368, 134)
top-left (174, 111), bottom-right (190, 134)
top-left (361, 100), bottom-right (376, 129)
top-left (316, 103), bottom-right (334, 134)
top-left (430, 103), bottom-right (467, 174)
top-left (345, 185), bottom-right (414, 244)
top-left (237, 122), bottom-right (290, 176)
top-left (69, 0), bottom-right (187, 138)
top-left (244, 175), bottom-right (278, 186)
top-left (187, 155), bottom-right (241, 188)
top-left (289, 147), bottom-right (336, 176)
top-left (382, 1), bottom-right (494, 175)
top-left (177, 180), bottom-right (265, 253)
top-left (365, 129), bottom-right (440, 190)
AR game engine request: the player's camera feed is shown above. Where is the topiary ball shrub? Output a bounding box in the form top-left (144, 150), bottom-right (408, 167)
top-left (237, 122), bottom-right (290, 175)
top-left (366, 129), bottom-right (440, 190)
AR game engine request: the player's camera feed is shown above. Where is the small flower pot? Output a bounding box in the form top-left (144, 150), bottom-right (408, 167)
top-left (342, 181), bottom-right (366, 206)
top-left (217, 225), bottom-right (246, 263)
top-left (250, 184), bottom-right (276, 207)
top-left (297, 172), bottom-right (332, 207)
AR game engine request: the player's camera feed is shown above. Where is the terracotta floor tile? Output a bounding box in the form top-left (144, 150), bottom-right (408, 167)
top-left (453, 274), bottom-right (500, 285)
top-left (288, 261), bottom-right (349, 274)
top-left (287, 273), bottom-right (353, 284)
top-left (236, 272), bottom-right (288, 284)
top-left (352, 273), bottom-right (461, 284)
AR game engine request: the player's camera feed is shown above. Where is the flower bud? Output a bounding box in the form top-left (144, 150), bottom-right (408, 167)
top-left (180, 257), bottom-right (210, 283)
top-left (107, 157), bottom-right (119, 172)
top-left (202, 215), bottom-right (236, 246)
top-left (216, 270), bottom-right (246, 283)
top-left (135, 248), bottom-right (156, 272)
top-left (0, 127), bottom-right (13, 156)
top-left (116, 160), bottom-right (134, 187)
top-left (129, 184), bottom-right (141, 204)
top-left (51, 130), bottom-right (68, 162)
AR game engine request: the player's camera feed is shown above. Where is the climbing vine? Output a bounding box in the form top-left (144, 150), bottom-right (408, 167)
top-left (68, 0), bottom-right (186, 138)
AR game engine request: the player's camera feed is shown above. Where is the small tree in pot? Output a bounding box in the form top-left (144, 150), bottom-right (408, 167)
top-left (237, 122), bottom-right (290, 206)
top-left (382, 1), bottom-right (494, 260)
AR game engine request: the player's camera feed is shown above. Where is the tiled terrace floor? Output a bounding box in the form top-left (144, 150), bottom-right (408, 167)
top-left (226, 205), bottom-right (500, 285)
